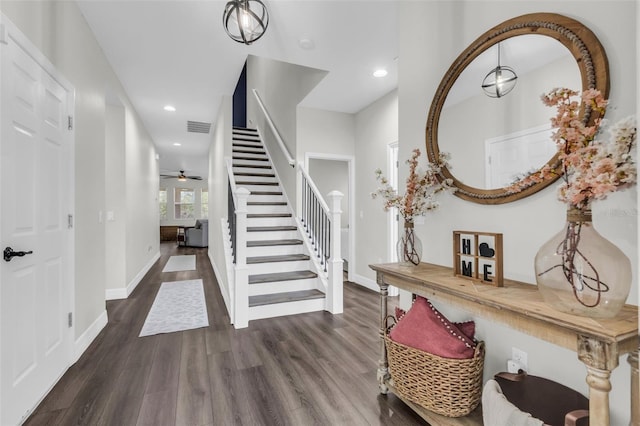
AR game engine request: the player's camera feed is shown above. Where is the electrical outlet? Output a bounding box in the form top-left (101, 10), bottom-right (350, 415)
top-left (512, 347), bottom-right (528, 371)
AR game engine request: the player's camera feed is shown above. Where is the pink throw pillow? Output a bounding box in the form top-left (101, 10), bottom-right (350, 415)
top-left (394, 308), bottom-right (475, 340)
top-left (389, 296), bottom-right (476, 359)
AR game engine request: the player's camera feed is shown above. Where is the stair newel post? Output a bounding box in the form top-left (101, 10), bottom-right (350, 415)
top-left (234, 187), bottom-right (251, 328)
top-left (326, 190), bottom-right (344, 314)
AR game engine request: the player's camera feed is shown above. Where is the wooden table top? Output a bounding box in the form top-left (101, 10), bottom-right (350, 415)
top-left (370, 262), bottom-right (639, 354)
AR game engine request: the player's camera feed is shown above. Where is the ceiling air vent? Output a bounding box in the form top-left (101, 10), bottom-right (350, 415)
top-left (187, 121), bottom-right (212, 134)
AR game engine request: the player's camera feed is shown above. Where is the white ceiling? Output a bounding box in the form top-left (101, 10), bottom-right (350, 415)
top-left (77, 0), bottom-right (399, 179)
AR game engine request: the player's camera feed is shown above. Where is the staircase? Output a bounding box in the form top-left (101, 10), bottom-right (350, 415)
top-left (231, 127), bottom-right (326, 322)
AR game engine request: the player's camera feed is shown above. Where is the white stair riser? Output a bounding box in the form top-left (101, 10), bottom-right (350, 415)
top-left (246, 244), bottom-right (303, 257)
top-left (247, 194), bottom-right (285, 203)
top-left (246, 260), bottom-right (311, 275)
top-left (234, 175), bottom-right (278, 184)
top-left (232, 152), bottom-right (267, 160)
top-left (246, 230), bottom-right (299, 241)
top-left (233, 166), bottom-right (272, 174)
top-left (248, 277), bottom-right (318, 296)
top-left (247, 204), bottom-right (290, 214)
top-left (232, 141), bottom-right (261, 147)
top-left (247, 217), bottom-right (295, 227)
top-left (233, 133), bottom-right (260, 139)
top-left (233, 160), bottom-right (273, 168)
top-left (237, 184), bottom-right (281, 193)
top-left (248, 297), bottom-right (325, 321)
top-left (231, 146), bottom-right (264, 154)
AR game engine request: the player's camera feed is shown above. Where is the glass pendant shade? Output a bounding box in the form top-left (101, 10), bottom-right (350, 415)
top-left (482, 65), bottom-right (518, 98)
top-left (223, 0), bottom-right (269, 45)
top-left (482, 43), bottom-right (517, 98)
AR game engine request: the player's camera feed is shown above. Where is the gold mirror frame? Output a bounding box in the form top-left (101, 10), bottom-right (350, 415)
top-left (426, 13), bottom-right (609, 204)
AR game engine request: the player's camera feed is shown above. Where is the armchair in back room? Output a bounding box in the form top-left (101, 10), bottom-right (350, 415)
top-left (185, 219), bottom-right (208, 247)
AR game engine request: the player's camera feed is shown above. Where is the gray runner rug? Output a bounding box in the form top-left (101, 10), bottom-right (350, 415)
top-left (139, 279), bottom-right (209, 337)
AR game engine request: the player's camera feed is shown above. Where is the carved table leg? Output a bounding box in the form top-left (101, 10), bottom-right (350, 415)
top-left (377, 272), bottom-right (389, 394)
top-left (578, 335), bottom-right (619, 426)
top-left (629, 348), bottom-right (639, 426)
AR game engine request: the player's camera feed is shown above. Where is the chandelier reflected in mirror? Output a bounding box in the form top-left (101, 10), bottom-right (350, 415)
top-left (481, 43), bottom-right (518, 98)
top-left (223, 0), bottom-right (269, 45)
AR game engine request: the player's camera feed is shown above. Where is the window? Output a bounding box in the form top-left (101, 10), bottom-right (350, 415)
top-left (201, 188), bottom-right (208, 218)
top-left (159, 188), bottom-right (167, 220)
top-left (174, 188), bottom-right (195, 219)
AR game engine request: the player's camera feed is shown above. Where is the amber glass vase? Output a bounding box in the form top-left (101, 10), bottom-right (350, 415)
top-left (535, 208), bottom-right (631, 318)
top-left (397, 222), bottom-right (422, 266)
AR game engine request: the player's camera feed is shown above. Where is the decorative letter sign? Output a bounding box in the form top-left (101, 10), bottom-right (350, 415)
top-left (453, 231), bottom-right (503, 287)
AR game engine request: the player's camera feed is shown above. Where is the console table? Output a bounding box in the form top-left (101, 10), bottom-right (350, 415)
top-left (370, 262), bottom-right (639, 426)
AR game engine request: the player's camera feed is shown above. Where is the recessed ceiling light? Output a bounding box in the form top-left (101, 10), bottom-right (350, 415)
top-left (164, 105), bottom-right (176, 112)
top-left (173, 143), bottom-right (181, 146)
top-left (299, 38), bottom-right (315, 50)
top-left (373, 69), bottom-right (388, 78)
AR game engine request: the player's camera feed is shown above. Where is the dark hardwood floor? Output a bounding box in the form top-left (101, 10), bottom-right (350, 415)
top-left (25, 242), bottom-right (425, 426)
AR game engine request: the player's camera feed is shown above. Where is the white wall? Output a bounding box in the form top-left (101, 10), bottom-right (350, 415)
top-left (1, 1), bottom-right (160, 344)
top-left (246, 55), bottom-right (328, 208)
top-left (208, 96), bottom-right (233, 310)
top-left (105, 102), bottom-right (126, 294)
top-left (309, 159), bottom-right (349, 229)
top-left (354, 89), bottom-right (399, 285)
top-left (297, 107), bottom-right (356, 160)
top-left (397, 2), bottom-right (636, 424)
top-left (159, 179), bottom-right (208, 227)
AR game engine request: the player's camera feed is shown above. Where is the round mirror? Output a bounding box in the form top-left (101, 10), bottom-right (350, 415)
top-left (426, 13), bottom-right (609, 204)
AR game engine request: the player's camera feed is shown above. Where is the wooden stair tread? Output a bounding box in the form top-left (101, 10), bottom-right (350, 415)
top-left (248, 191), bottom-right (283, 196)
top-left (232, 149), bottom-right (266, 154)
top-left (234, 172), bottom-right (276, 177)
top-left (234, 164), bottom-right (272, 169)
top-left (247, 226), bottom-right (297, 232)
top-left (249, 270), bottom-right (317, 284)
top-left (247, 254), bottom-right (310, 264)
top-left (233, 156), bottom-right (269, 161)
top-left (247, 239), bottom-right (302, 247)
top-left (247, 201), bottom-right (287, 206)
top-left (248, 289), bottom-right (324, 307)
top-left (247, 213), bottom-right (292, 218)
top-left (237, 181), bottom-right (279, 186)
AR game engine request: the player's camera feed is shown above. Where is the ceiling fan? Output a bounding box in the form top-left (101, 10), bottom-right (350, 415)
top-left (160, 170), bottom-right (203, 181)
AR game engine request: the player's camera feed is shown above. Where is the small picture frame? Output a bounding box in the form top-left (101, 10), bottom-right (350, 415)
top-left (453, 231), bottom-right (503, 287)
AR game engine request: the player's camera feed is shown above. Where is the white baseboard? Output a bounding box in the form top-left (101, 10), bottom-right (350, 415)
top-left (351, 272), bottom-right (399, 296)
top-left (74, 309), bottom-right (108, 362)
top-left (351, 273), bottom-right (378, 292)
top-left (105, 251), bottom-right (160, 300)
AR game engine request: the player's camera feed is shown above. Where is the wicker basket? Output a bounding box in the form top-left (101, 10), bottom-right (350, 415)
top-left (384, 334), bottom-right (485, 417)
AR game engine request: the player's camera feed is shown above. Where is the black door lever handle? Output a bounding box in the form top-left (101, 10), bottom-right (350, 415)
top-left (3, 247), bottom-right (33, 262)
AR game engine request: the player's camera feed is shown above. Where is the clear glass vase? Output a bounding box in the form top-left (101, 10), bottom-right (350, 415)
top-left (397, 222), bottom-right (422, 266)
top-left (535, 208), bottom-right (631, 318)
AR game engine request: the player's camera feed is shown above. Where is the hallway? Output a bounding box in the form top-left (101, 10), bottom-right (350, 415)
top-left (25, 242), bottom-right (424, 425)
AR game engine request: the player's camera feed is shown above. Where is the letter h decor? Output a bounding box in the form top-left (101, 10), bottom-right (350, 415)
top-left (453, 231), bottom-right (503, 287)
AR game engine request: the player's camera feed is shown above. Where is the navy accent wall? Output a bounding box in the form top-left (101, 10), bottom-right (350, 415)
top-left (232, 62), bottom-right (247, 128)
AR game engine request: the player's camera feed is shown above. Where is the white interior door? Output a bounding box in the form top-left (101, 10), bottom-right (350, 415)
top-left (1, 18), bottom-right (74, 425)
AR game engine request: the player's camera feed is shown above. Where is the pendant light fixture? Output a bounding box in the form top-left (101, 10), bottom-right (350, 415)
top-left (223, 0), bottom-right (269, 45)
top-left (481, 43), bottom-right (517, 98)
